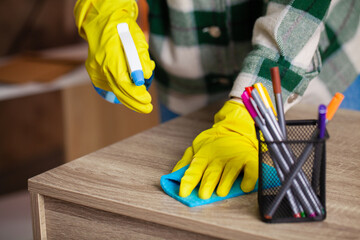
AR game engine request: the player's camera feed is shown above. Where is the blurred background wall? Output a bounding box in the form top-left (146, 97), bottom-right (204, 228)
top-left (0, 0), bottom-right (81, 56)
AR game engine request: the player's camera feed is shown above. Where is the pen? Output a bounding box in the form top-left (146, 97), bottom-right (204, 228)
top-left (312, 104), bottom-right (327, 191)
top-left (251, 89), bottom-right (317, 217)
top-left (318, 105), bottom-right (327, 139)
top-left (117, 23), bottom-right (145, 86)
top-left (254, 83), bottom-right (277, 116)
top-left (254, 83), bottom-right (283, 138)
top-left (264, 85), bottom-right (278, 118)
top-left (270, 67), bottom-right (287, 137)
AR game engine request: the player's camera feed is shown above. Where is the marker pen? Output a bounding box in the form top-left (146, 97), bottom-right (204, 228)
top-left (311, 104), bottom-right (327, 197)
top-left (326, 93), bottom-right (344, 123)
top-left (271, 67), bottom-right (287, 137)
top-left (318, 105), bottom-right (327, 139)
top-left (254, 83), bottom-right (283, 138)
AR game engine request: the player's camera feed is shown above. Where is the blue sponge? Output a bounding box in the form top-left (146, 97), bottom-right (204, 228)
top-left (160, 163), bottom-right (280, 207)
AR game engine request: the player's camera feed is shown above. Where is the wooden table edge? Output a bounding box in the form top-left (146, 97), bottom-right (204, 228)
top-left (28, 178), bottom-right (269, 240)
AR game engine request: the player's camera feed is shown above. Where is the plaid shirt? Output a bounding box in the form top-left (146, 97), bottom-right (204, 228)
top-left (147, 0), bottom-right (360, 114)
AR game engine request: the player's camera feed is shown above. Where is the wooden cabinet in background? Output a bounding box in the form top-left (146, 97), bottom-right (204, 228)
top-left (62, 82), bottom-right (160, 163)
top-left (0, 91), bottom-right (65, 194)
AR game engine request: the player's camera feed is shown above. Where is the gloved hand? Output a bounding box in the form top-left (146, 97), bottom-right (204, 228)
top-left (74, 0), bottom-right (155, 113)
top-left (172, 100), bottom-right (259, 199)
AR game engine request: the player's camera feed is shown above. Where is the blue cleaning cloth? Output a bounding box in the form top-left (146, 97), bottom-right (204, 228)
top-left (160, 163), bottom-right (281, 207)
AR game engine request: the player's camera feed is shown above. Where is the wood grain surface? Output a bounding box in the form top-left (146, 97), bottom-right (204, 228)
top-left (30, 193), bottom-right (47, 239)
top-left (44, 196), bottom-right (218, 240)
top-left (29, 101), bottom-right (360, 240)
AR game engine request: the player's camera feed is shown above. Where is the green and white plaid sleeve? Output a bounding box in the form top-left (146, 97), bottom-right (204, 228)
top-left (147, 0), bottom-right (359, 114)
top-left (231, 0), bottom-right (331, 108)
top-left (230, 0), bottom-right (360, 111)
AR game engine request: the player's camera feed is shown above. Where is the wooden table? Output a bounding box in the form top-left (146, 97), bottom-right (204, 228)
top-left (28, 101), bottom-right (360, 239)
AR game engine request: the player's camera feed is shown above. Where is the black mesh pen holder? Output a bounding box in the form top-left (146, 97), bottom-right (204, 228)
top-left (257, 120), bottom-right (328, 223)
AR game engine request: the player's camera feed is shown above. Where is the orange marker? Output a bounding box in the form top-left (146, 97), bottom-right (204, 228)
top-left (326, 93), bottom-right (344, 122)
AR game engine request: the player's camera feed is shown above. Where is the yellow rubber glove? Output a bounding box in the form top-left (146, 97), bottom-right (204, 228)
top-left (74, 0), bottom-right (155, 113)
top-left (172, 100), bottom-right (259, 199)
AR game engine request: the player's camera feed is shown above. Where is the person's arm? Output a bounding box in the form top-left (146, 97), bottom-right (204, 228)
top-left (230, 0), bottom-right (331, 111)
top-left (173, 1), bottom-right (333, 200)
